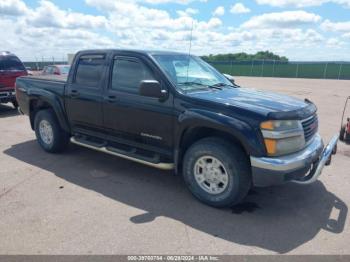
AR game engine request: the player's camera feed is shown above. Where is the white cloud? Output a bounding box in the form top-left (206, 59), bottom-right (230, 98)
top-left (142, 0), bottom-right (207, 4)
top-left (326, 37), bottom-right (344, 47)
top-left (0, 0), bottom-right (349, 61)
top-left (213, 6), bottom-right (225, 16)
top-left (26, 0), bottom-right (107, 29)
top-left (342, 32), bottom-right (350, 38)
top-left (242, 11), bottom-right (321, 29)
top-left (85, 0), bottom-right (207, 7)
top-left (207, 17), bottom-right (223, 28)
top-left (177, 7), bottom-right (198, 17)
top-left (255, 0), bottom-right (350, 8)
top-left (0, 0), bottom-right (28, 16)
top-left (230, 3), bottom-right (251, 14)
top-left (321, 19), bottom-right (350, 33)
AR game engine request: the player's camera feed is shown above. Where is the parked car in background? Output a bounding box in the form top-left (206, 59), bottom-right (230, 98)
top-left (0, 51), bottom-right (27, 108)
top-left (25, 67), bottom-right (34, 76)
top-left (42, 65), bottom-right (70, 76)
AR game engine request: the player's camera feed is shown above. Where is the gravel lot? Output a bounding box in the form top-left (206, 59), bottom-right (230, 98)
top-left (0, 77), bottom-right (349, 255)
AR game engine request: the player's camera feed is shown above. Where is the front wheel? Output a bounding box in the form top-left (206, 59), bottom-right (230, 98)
top-left (182, 137), bottom-right (252, 208)
top-left (34, 109), bottom-right (70, 153)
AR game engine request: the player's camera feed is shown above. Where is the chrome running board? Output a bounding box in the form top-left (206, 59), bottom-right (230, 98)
top-left (70, 137), bottom-right (174, 170)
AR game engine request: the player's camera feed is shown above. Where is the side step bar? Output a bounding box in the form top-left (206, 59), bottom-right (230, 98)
top-left (70, 137), bottom-right (175, 170)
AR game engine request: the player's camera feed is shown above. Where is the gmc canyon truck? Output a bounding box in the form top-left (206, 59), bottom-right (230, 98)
top-left (16, 49), bottom-right (339, 207)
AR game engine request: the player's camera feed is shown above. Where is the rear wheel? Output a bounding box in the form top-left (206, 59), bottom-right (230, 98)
top-left (182, 137), bottom-right (251, 208)
top-left (34, 109), bottom-right (70, 153)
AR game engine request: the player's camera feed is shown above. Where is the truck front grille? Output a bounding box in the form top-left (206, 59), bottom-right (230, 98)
top-left (302, 114), bottom-right (318, 142)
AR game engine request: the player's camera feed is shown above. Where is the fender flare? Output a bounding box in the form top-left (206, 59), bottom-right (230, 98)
top-left (174, 109), bottom-right (266, 169)
top-left (28, 88), bottom-right (70, 132)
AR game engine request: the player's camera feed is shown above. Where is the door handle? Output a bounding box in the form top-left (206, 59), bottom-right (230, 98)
top-left (106, 95), bottom-right (117, 103)
top-left (70, 90), bottom-right (80, 97)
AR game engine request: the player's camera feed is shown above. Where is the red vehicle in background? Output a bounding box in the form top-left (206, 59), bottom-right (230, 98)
top-left (340, 96), bottom-right (350, 143)
top-left (42, 65), bottom-right (70, 76)
top-left (0, 51), bottom-right (27, 108)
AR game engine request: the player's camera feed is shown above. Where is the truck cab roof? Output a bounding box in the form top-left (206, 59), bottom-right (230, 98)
top-left (76, 49), bottom-right (189, 57)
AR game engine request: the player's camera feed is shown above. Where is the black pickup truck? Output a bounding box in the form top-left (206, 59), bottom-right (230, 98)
top-left (16, 49), bottom-right (339, 207)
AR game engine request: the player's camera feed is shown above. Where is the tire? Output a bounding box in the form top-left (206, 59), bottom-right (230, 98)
top-left (182, 137), bottom-right (252, 208)
top-left (340, 125), bottom-right (346, 142)
top-left (12, 100), bottom-right (18, 109)
top-left (34, 109), bottom-right (70, 153)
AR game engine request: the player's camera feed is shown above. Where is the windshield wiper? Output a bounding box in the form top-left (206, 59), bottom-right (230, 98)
top-left (178, 82), bottom-right (230, 91)
top-left (178, 81), bottom-right (207, 87)
top-left (209, 83), bottom-right (235, 89)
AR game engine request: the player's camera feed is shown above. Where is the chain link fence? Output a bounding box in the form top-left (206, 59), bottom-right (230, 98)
top-left (20, 57), bottom-right (350, 80)
top-left (21, 57), bottom-right (69, 71)
top-left (207, 60), bottom-right (350, 80)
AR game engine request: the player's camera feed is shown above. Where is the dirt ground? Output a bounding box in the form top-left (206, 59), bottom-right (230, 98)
top-left (0, 77), bottom-right (349, 255)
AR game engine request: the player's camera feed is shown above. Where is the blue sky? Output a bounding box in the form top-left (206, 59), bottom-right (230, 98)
top-left (1, 0), bottom-right (350, 61)
top-left (22, 0), bottom-right (350, 22)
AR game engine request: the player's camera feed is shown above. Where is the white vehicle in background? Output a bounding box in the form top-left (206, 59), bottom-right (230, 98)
top-left (42, 65), bottom-right (70, 76)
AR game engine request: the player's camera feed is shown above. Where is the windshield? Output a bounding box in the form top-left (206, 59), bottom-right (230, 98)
top-left (152, 54), bottom-right (232, 91)
top-left (0, 56), bottom-right (25, 71)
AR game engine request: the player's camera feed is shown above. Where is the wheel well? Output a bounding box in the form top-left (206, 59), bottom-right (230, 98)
top-left (29, 99), bottom-right (53, 129)
top-left (178, 127), bottom-right (248, 171)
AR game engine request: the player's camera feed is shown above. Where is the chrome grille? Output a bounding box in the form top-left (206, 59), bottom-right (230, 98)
top-left (302, 114), bottom-right (318, 142)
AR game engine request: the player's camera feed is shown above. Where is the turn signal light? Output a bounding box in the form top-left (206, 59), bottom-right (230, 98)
top-left (260, 121), bottom-right (274, 130)
top-left (264, 139), bottom-right (277, 155)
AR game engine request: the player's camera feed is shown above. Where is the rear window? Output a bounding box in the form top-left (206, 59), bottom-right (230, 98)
top-left (60, 66), bottom-right (70, 74)
top-left (0, 55), bottom-right (25, 71)
top-left (75, 55), bottom-right (105, 87)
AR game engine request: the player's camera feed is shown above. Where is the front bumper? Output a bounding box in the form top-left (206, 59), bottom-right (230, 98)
top-left (0, 90), bottom-right (16, 103)
top-left (250, 134), bottom-right (339, 187)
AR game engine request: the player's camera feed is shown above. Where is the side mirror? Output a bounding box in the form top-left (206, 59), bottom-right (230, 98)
top-left (139, 80), bottom-right (166, 99)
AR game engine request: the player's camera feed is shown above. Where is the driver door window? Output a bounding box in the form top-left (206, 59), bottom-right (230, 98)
top-left (111, 58), bottom-right (155, 94)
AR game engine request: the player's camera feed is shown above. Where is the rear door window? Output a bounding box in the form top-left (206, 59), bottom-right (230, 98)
top-left (0, 56), bottom-right (25, 71)
top-left (75, 55), bottom-right (105, 87)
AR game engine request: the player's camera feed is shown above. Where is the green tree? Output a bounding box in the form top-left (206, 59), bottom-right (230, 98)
top-left (202, 51), bottom-right (288, 62)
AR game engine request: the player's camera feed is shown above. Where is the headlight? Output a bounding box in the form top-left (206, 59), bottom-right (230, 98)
top-left (260, 120), bottom-right (300, 131)
top-left (260, 120), bottom-right (305, 156)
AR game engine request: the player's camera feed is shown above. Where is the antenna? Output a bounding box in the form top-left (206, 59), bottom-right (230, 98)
top-left (186, 19), bottom-right (194, 83)
top-left (188, 19), bottom-right (194, 56)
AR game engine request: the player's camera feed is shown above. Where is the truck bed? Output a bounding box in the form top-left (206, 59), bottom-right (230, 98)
top-left (22, 74), bottom-right (67, 83)
top-left (15, 75), bottom-right (67, 117)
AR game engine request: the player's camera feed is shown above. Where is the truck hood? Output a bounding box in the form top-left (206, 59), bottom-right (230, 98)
top-left (187, 87), bottom-right (315, 119)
